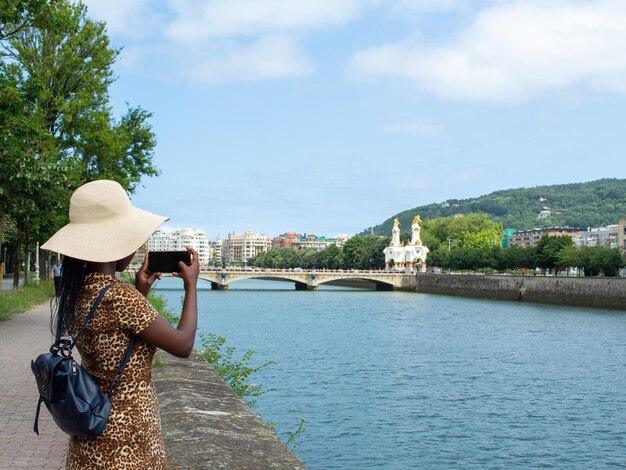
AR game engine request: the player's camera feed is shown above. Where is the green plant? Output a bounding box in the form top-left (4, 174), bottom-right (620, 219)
top-left (147, 291), bottom-right (181, 325)
top-left (285, 417), bottom-right (307, 452)
top-left (200, 333), bottom-right (276, 408)
top-left (0, 280), bottom-right (54, 320)
top-left (152, 357), bottom-right (166, 368)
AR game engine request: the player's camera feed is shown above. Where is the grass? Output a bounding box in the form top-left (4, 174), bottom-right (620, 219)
top-left (0, 280), bottom-right (55, 320)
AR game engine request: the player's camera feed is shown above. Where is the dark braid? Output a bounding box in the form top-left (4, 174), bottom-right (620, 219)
top-left (50, 257), bottom-right (87, 338)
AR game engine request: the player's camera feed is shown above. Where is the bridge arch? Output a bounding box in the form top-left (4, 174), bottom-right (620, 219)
top-left (194, 270), bottom-right (403, 291)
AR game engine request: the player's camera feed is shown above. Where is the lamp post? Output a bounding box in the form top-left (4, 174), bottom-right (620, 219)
top-left (33, 242), bottom-right (40, 282)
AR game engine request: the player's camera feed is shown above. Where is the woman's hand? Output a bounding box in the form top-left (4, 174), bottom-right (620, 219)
top-left (136, 253), bottom-right (161, 297)
top-left (173, 246), bottom-right (200, 288)
top-left (139, 246), bottom-right (199, 357)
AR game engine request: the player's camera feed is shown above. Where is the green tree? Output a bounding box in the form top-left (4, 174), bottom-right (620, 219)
top-left (421, 213), bottom-right (504, 250)
top-left (0, 64), bottom-right (63, 286)
top-left (536, 235), bottom-right (574, 274)
top-left (0, 0), bottom-right (158, 286)
top-left (341, 236), bottom-right (366, 269)
top-left (0, 0), bottom-right (58, 41)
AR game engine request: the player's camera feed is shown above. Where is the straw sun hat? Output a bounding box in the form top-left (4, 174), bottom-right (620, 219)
top-left (42, 180), bottom-right (168, 263)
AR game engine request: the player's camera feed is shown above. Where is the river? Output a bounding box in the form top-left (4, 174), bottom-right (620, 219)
top-left (155, 278), bottom-right (626, 469)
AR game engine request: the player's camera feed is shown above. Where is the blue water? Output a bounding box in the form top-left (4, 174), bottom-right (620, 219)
top-left (155, 278), bottom-right (626, 469)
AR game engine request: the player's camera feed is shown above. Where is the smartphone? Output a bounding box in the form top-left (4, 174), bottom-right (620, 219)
top-left (148, 251), bottom-right (191, 273)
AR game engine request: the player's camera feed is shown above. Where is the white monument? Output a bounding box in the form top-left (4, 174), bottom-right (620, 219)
top-left (384, 215), bottom-right (429, 273)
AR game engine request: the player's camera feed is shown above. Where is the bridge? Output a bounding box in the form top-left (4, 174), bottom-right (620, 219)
top-left (194, 268), bottom-right (416, 291)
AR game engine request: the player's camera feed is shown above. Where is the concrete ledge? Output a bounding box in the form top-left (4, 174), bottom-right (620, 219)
top-left (153, 351), bottom-right (307, 470)
top-left (415, 274), bottom-right (626, 310)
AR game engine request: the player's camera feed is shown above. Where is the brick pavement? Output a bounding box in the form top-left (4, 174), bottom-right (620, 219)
top-left (0, 303), bottom-right (67, 470)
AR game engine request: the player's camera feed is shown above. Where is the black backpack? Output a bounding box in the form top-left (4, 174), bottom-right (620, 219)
top-left (31, 284), bottom-right (135, 437)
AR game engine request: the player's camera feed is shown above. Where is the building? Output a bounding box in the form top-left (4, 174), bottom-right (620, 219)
top-left (211, 235), bottom-right (223, 266)
top-left (272, 232), bottom-right (351, 251)
top-left (272, 232), bottom-right (299, 250)
top-left (383, 215), bottom-right (429, 272)
top-left (333, 234), bottom-right (352, 247)
top-left (574, 225), bottom-right (619, 248)
top-left (291, 235), bottom-right (337, 251)
top-left (501, 229), bottom-right (516, 249)
top-left (221, 227), bottom-right (272, 265)
top-left (145, 228), bottom-right (211, 265)
top-left (618, 218), bottom-right (626, 250)
top-left (507, 228), bottom-right (578, 248)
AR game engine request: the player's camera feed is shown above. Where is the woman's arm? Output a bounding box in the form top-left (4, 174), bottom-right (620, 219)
top-left (137, 247), bottom-right (200, 357)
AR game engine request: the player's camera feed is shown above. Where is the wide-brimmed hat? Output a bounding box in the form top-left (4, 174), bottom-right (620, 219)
top-left (41, 180), bottom-right (168, 262)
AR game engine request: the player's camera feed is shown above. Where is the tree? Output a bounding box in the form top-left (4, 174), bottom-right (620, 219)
top-left (6, 1), bottom-right (159, 191)
top-left (560, 246), bottom-right (625, 277)
top-left (536, 235), bottom-right (574, 274)
top-left (421, 213), bottom-right (504, 250)
top-left (0, 63), bottom-right (63, 286)
top-left (0, 0), bottom-right (58, 41)
top-left (0, 0), bottom-right (158, 286)
top-left (341, 236), bottom-right (366, 269)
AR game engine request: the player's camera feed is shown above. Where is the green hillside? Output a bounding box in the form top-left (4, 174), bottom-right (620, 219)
top-left (369, 178), bottom-right (626, 235)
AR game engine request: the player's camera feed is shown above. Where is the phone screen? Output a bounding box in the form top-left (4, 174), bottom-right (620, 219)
top-left (148, 251), bottom-right (191, 273)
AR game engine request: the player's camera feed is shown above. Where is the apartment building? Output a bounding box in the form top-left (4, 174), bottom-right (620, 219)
top-left (221, 227), bottom-right (272, 265)
top-left (146, 228), bottom-right (211, 265)
top-left (507, 228), bottom-right (578, 248)
top-left (574, 225), bottom-right (619, 248)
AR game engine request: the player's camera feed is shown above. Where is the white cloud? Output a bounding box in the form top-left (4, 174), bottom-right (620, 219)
top-left (392, 0), bottom-right (468, 13)
top-left (94, 0), bottom-right (365, 83)
top-left (82, 0), bottom-right (160, 37)
top-left (165, 0), bottom-right (362, 42)
top-left (350, 0), bottom-right (626, 103)
top-left (381, 120), bottom-right (444, 136)
top-left (186, 35), bottom-right (312, 83)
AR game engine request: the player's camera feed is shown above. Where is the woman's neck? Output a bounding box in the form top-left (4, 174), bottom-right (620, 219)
top-left (85, 262), bottom-right (117, 277)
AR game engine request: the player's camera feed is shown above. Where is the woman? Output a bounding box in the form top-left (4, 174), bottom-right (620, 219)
top-left (41, 179), bottom-right (199, 469)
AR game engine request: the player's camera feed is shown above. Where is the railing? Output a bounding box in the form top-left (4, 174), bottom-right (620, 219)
top-left (198, 267), bottom-right (405, 275)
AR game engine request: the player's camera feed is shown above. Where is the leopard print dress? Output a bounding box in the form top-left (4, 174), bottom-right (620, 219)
top-left (66, 272), bottom-right (167, 469)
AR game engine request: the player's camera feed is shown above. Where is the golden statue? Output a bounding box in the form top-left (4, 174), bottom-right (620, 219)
top-left (412, 215), bottom-right (422, 225)
top-left (393, 217), bottom-right (400, 229)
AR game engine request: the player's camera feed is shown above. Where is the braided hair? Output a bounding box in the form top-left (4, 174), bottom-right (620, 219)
top-left (50, 256), bottom-right (86, 338)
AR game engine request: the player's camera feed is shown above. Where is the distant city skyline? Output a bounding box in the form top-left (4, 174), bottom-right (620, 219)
top-left (83, 0), bottom-right (626, 239)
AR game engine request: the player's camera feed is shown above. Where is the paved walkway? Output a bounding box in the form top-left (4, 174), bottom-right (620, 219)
top-left (0, 303), bottom-right (67, 469)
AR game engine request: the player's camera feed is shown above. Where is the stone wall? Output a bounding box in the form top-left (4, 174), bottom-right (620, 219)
top-left (153, 351), bottom-right (307, 470)
top-left (414, 274), bottom-right (626, 310)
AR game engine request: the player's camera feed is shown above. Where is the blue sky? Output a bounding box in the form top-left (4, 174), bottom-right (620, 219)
top-left (82, 0), bottom-right (626, 239)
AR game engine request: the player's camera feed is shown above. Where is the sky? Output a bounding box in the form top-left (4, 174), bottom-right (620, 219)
top-left (82, 0), bottom-right (626, 239)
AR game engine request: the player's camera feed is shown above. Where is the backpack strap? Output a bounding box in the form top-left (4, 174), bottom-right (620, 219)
top-left (73, 282), bottom-right (137, 397)
top-left (107, 335), bottom-right (136, 398)
top-left (72, 283), bottom-right (116, 347)
top-left (33, 396), bottom-right (43, 435)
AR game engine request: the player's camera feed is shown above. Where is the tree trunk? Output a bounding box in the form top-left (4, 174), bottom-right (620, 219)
top-left (12, 240), bottom-right (21, 290)
top-left (24, 236), bottom-right (30, 286)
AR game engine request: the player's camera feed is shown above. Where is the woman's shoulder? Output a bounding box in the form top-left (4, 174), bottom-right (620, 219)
top-left (109, 281), bottom-right (147, 302)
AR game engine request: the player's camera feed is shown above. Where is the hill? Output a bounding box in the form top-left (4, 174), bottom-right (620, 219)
top-left (368, 178), bottom-right (626, 235)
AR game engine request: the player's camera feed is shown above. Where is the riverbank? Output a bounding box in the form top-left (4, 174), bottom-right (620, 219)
top-left (0, 301), bottom-right (305, 469)
top-left (153, 350), bottom-right (307, 470)
top-left (413, 274), bottom-right (626, 310)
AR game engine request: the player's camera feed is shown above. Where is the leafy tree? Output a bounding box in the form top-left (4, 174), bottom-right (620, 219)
top-left (559, 246), bottom-right (625, 277)
top-left (0, 63), bottom-right (63, 286)
top-left (420, 213), bottom-right (504, 250)
top-left (536, 235), bottom-right (574, 274)
top-left (341, 236), bottom-right (366, 269)
top-left (0, 0), bottom-right (58, 41)
top-left (0, 0), bottom-right (158, 286)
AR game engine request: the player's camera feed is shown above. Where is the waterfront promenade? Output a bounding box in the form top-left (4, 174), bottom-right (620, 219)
top-left (0, 302), bottom-right (308, 469)
top-left (0, 303), bottom-right (67, 469)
